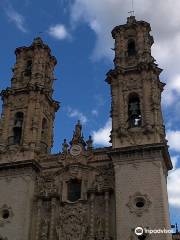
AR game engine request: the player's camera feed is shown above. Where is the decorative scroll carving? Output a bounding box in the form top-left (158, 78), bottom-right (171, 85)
top-left (56, 202), bottom-right (88, 240)
top-left (92, 165), bottom-right (114, 191)
top-left (40, 218), bottom-right (50, 240)
top-left (95, 216), bottom-right (105, 240)
top-left (37, 175), bottom-right (58, 198)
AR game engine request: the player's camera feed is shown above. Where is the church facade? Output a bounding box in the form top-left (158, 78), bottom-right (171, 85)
top-left (0, 16), bottom-right (176, 240)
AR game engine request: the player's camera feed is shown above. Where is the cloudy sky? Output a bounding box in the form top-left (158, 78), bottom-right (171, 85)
top-left (0, 0), bottom-right (179, 228)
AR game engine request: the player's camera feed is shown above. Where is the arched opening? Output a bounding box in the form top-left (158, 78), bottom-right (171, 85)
top-left (13, 112), bottom-right (24, 144)
top-left (128, 39), bottom-right (136, 56)
top-left (2, 209), bottom-right (10, 219)
top-left (67, 179), bottom-right (81, 202)
top-left (128, 93), bottom-right (142, 128)
top-left (25, 60), bottom-right (32, 76)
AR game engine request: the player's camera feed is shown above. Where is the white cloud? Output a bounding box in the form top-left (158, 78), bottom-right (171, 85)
top-left (70, 0), bottom-right (180, 104)
top-left (67, 107), bottom-right (87, 124)
top-left (171, 156), bottom-right (178, 169)
top-left (91, 109), bottom-right (98, 116)
top-left (5, 5), bottom-right (27, 32)
top-left (48, 24), bottom-right (70, 40)
top-left (168, 156), bottom-right (180, 208)
top-left (92, 119), bottom-right (111, 146)
top-left (167, 130), bottom-right (180, 152)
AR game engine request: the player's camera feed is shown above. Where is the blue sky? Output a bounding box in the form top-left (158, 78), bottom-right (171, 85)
top-left (0, 0), bottom-right (180, 230)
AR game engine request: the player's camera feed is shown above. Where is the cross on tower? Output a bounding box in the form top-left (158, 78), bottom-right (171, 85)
top-left (128, 0), bottom-right (135, 16)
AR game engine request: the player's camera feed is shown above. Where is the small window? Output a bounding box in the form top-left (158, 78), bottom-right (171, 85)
top-left (128, 40), bottom-right (136, 56)
top-left (2, 209), bottom-right (10, 219)
top-left (128, 93), bottom-right (142, 128)
top-left (25, 60), bottom-right (32, 76)
top-left (13, 127), bottom-right (22, 144)
top-left (135, 197), bottom-right (146, 208)
top-left (67, 179), bottom-right (81, 202)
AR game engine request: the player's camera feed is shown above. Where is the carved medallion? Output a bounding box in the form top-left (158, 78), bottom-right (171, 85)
top-left (127, 192), bottom-right (152, 217)
top-left (70, 144), bottom-right (82, 156)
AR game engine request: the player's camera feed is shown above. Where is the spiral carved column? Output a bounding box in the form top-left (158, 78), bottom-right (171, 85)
top-left (105, 191), bottom-right (110, 240)
top-left (49, 197), bottom-right (56, 240)
top-left (89, 192), bottom-right (95, 240)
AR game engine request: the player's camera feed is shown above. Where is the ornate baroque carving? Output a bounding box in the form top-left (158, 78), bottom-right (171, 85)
top-left (56, 202), bottom-right (88, 240)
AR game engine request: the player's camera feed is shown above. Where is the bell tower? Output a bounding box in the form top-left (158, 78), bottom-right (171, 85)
top-left (107, 16), bottom-right (173, 240)
top-left (107, 16), bottom-right (166, 149)
top-left (0, 37), bottom-right (59, 154)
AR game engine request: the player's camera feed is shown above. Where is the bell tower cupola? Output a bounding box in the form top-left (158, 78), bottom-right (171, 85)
top-left (0, 37), bottom-right (59, 153)
top-left (107, 16), bottom-right (166, 149)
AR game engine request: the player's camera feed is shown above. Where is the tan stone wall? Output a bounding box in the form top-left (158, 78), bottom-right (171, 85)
top-left (0, 169), bottom-right (36, 240)
top-left (114, 159), bottom-right (172, 240)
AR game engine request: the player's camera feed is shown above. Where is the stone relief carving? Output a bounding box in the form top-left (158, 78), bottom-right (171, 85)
top-left (56, 202), bottom-right (88, 240)
top-left (37, 175), bottom-right (58, 198)
top-left (40, 218), bottom-right (50, 240)
top-left (95, 216), bottom-right (105, 240)
top-left (92, 165), bottom-right (114, 192)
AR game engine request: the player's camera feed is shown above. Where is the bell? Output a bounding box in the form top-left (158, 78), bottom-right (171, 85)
top-left (15, 120), bottom-right (23, 127)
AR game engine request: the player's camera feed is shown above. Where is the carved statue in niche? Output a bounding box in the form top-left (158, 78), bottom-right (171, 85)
top-left (95, 216), bottom-right (105, 240)
top-left (56, 203), bottom-right (88, 240)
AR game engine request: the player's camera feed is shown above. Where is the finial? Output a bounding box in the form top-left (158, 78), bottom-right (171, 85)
top-left (32, 36), bottom-right (44, 47)
top-left (86, 135), bottom-right (93, 150)
top-left (70, 120), bottom-right (85, 146)
top-left (176, 223), bottom-right (179, 233)
top-left (75, 120), bottom-right (82, 138)
top-left (62, 139), bottom-right (69, 153)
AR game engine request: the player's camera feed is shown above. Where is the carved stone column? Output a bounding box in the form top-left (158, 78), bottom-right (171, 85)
top-left (89, 192), bottom-right (95, 240)
top-left (49, 197), bottom-right (56, 240)
top-left (35, 199), bottom-right (42, 240)
top-left (104, 191), bottom-right (110, 240)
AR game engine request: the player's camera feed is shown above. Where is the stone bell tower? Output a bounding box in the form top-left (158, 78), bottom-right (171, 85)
top-left (107, 16), bottom-right (173, 240)
top-left (0, 37), bottom-right (59, 154)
